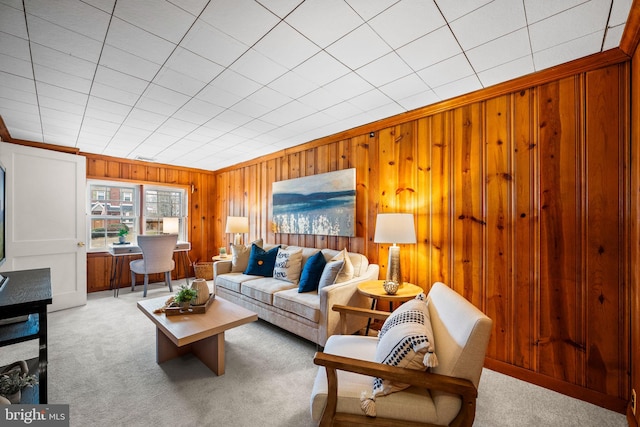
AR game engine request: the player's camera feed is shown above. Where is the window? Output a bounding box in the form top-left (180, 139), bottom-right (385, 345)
top-left (88, 183), bottom-right (138, 250)
top-left (143, 187), bottom-right (186, 237)
top-left (88, 181), bottom-right (187, 251)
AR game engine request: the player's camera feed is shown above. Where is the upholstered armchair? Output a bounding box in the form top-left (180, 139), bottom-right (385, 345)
top-left (130, 234), bottom-right (178, 297)
top-left (310, 282), bottom-right (493, 426)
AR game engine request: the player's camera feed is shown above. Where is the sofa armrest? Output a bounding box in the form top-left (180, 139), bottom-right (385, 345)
top-left (318, 263), bottom-right (379, 346)
top-left (213, 259), bottom-right (232, 276)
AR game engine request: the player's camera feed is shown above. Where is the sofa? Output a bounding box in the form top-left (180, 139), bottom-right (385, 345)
top-left (213, 242), bottom-right (379, 347)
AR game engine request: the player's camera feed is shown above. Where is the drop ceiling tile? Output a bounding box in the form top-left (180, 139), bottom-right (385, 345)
top-left (86, 96), bottom-right (132, 118)
top-left (529, 0), bottom-right (609, 53)
top-left (167, 0), bottom-right (209, 16)
top-left (230, 119), bottom-right (277, 138)
top-left (11, 129), bottom-right (44, 142)
top-left (450, 0), bottom-right (527, 50)
top-left (84, 104), bottom-right (129, 123)
top-left (40, 109), bottom-right (82, 127)
top-left (25, 0), bottom-right (110, 40)
top-left (260, 100), bottom-right (316, 126)
top-left (105, 17), bottom-right (176, 64)
top-left (268, 71), bottom-right (318, 99)
top-left (175, 98), bottom-right (224, 124)
top-left (0, 2), bottom-right (28, 38)
top-left (201, 118), bottom-right (237, 133)
top-left (142, 132), bottom-right (175, 149)
top-left (477, 55), bottom-right (535, 88)
top-left (181, 20), bottom-right (248, 67)
top-left (369, 0), bottom-right (444, 49)
top-left (397, 89), bottom-right (439, 111)
top-left (255, 0), bottom-right (303, 19)
top-left (197, 84), bottom-right (242, 109)
top-left (253, 22), bottom-right (320, 69)
top-left (90, 82), bottom-right (140, 106)
top-left (610, 0), bottom-right (633, 26)
top-left (419, 51), bottom-right (477, 94)
top-left (34, 65), bottom-right (92, 93)
top-left (0, 72), bottom-right (36, 94)
top-left (31, 44), bottom-right (96, 79)
top-left (230, 48), bottom-right (288, 85)
top-left (156, 119), bottom-right (199, 138)
top-left (523, 0), bottom-right (585, 24)
top-left (348, 89), bottom-right (392, 111)
top-left (533, 32), bottom-right (602, 71)
top-left (286, 0), bottom-right (363, 48)
top-left (466, 28), bottom-right (531, 72)
top-left (435, 0), bottom-right (493, 21)
top-left (397, 26), bottom-right (461, 71)
top-left (0, 33), bottom-right (29, 63)
top-left (210, 69), bottom-right (262, 99)
top-left (153, 67), bottom-right (206, 96)
top-left (356, 52), bottom-right (413, 87)
top-left (0, 98), bottom-right (40, 115)
top-left (345, 0), bottom-right (398, 21)
top-left (163, 47), bottom-right (224, 84)
top-left (136, 95), bottom-right (181, 117)
top-left (378, 73), bottom-right (429, 101)
top-left (299, 86), bottom-right (343, 110)
top-left (27, 15), bottom-right (103, 62)
top-left (187, 126), bottom-right (225, 142)
top-left (215, 109), bottom-right (254, 127)
top-left (114, 0), bottom-right (195, 44)
top-left (82, 117), bottom-right (121, 134)
top-left (432, 74), bottom-right (483, 101)
top-left (365, 102), bottom-right (404, 122)
top-left (323, 72), bottom-right (374, 102)
top-left (293, 51), bottom-right (350, 86)
top-left (142, 83), bottom-right (190, 108)
top-left (604, 24), bottom-right (625, 50)
top-left (94, 66), bottom-right (148, 94)
top-left (326, 24), bottom-right (391, 69)
top-left (100, 45), bottom-right (162, 81)
top-left (230, 98), bottom-right (271, 118)
top-left (0, 83), bottom-right (37, 105)
top-left (0, 53), bottom-right (32, 77)
top-left (124, 109), bottom-right (168, 130)
top-left (322, 101), bottom-right (363, 120)
top-left (200, 0), bottom-right (279, 46)
top-left (246, 86), bottom-right (292, 110)
top-left (81, 0), bottom-right (116, 14)
top-left (38, 94), bottom-right (86, 115)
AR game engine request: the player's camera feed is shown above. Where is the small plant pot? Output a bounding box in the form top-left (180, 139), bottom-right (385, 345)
top-left (179, 301), bottom-right (192, 313)
top-left (118, 236), bottom-right (126, 244)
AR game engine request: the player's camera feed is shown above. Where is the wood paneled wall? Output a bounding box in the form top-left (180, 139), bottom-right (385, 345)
top-left (211, 63), bottom-right (630, 412)
top-left (84, 154), bottom-right (216, 292)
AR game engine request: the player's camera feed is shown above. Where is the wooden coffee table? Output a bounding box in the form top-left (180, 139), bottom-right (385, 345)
top-left (137, 296), bottom-right (257, 375)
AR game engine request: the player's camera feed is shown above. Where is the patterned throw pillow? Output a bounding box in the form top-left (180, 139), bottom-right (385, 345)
top-left (273, 247), bottom-right (303, 285)
top-left (243, 244), bottom-right (280, 276)
top-left (231, 238), bottom-right (263, 273)
top-left (330, 249), bottom-right (354, 283)
top-left (317, 260), bottom-right (344, 291)
top-left (298, 251), bottom-right (327, 292)
top-left (360, 293), bottom-right (437, 417)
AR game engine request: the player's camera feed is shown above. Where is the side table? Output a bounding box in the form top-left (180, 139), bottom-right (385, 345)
top-left (357, 280), bottom-right (423, 335)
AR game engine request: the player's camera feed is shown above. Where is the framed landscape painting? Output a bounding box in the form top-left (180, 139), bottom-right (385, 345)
top-left (272, 168), bottom-right (356, 237)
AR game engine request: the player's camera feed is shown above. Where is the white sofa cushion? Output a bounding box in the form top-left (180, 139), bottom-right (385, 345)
top-left (241, 277), bottom-right (297, 304)
top-left (273, 247), bottom-right (303, 285)
top-left (330, 249), bottom-right (354, 283)
top-left (273, 287), bottom-right (321, 322)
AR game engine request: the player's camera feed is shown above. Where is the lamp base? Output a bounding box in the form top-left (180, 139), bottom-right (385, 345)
top-left (386, 245), bottom-right (403, 286)
top-left (234, 233), bottom-right (243, 246)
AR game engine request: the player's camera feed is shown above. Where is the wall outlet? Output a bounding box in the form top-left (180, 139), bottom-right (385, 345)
top-left (632, 388), bottom-right (637, 416)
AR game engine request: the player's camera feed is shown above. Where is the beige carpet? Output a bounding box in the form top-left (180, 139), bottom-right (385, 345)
top-left (0, 280), bottom-right (628, 426)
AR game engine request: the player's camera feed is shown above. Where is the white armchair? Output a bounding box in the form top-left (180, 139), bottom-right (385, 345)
top-left (130, 234), bottom-right (178, 297)
top-left (310, 282), bottom-right (493, 426)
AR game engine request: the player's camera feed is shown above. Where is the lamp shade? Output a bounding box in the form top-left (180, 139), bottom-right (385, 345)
top-left (374, 213), bottom-right (416, 244)
top-left (225, 216), bottom-right (249, 233)
top-left (162, 217), bottom-right (179, 234)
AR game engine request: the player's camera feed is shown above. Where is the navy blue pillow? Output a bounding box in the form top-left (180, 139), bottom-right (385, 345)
top-left (244, 244), bottom-right (280, 276)
top-left (298, 251), bottom-right (327, 292)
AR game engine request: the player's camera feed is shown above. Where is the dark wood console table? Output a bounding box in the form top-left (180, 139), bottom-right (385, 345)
top-left (0, 268), bottom-right (52, 404)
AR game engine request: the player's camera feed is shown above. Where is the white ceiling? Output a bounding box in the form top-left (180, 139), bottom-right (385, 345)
top-left (0, 0), bottom-right (632, 171)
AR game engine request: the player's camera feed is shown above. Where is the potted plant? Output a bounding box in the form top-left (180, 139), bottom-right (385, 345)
top-left (118, 226), bottom-right (128, 244)
top-left (0, 361), bottom-right (38, 404)
top-left (174, 285), bottom-right (198, 311)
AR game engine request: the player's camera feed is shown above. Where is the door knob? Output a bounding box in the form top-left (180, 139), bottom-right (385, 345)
top-left (77, 242), bottom-right (85, 247)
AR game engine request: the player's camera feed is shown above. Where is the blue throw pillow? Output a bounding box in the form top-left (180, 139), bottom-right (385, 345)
top-left (244, 244), bottom-right (280, 276)
top-left (298, 251), bottom-right (327, 293)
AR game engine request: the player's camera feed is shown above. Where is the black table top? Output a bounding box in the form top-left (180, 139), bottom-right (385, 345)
top-left (0, 268), bottom-right (52, 318)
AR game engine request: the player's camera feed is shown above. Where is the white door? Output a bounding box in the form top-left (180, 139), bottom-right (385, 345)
top-left (0, 142), bottom-right (87, 311)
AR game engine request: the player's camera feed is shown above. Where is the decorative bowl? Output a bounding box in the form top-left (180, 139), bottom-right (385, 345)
top-left (383, 280), bottom-right (399, 295)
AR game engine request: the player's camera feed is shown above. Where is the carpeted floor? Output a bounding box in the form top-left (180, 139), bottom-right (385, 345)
top-left (0, 280), bottom-right (628, 426)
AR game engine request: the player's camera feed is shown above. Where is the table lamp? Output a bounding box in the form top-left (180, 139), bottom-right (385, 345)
top-left (162, 217), bottom-right (179, 235)
top-left (374, 213), bottom-right (416, 286)
top-left (226, 216), bottom-right (249, 245)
